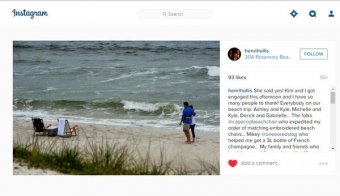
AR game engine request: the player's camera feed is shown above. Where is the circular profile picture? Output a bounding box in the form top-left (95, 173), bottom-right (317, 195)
top-left (228, 47), bottom-right (241, 61)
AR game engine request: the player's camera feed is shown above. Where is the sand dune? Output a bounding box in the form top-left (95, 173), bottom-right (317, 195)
top-left (13, 118), bottom-right (219, 174)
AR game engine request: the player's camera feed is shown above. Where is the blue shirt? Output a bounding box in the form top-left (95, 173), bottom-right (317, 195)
top-left (182, 106), bottom-right (196, 125)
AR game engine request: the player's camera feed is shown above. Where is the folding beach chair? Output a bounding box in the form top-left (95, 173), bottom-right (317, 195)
top-left (57, 119), bottom-right (78, 137)
top-left (32, 118), bottom-right (51, 136)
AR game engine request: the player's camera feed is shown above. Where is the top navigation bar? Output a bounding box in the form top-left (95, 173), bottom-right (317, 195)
top-left (1, 0), bottom-right (340, 1)
top-left (0, 1), bottom-right (339, 26)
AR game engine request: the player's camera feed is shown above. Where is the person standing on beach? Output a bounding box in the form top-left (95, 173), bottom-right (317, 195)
top-left (179, 101), bottom-right (196, 144)
top-left (189, 105), bottom-right (196, 143)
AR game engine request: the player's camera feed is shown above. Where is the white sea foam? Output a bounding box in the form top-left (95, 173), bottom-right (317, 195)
top-left (121, 100), bottom-right (181, 114)
top-left (44, 87), bottom-right (58, 91)
top-left (206, 66), bottom-right (219, 77)
top-left (101, 70), bottom-right (158, 83)
top-left (121, 100), bottom-right (160, 112)
top-left (175, 66), bottom-right (219, 77)
top-left (14, 109), bottom-right (50, 118)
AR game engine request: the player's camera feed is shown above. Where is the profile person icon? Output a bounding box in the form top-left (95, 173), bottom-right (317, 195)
top-left (329, 10), bottom-right (335, 17)
top-left (228, 47), bottom-right (241, 61)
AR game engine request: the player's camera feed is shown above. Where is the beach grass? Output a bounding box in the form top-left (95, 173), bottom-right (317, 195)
top-left (13, 136), bottom-right (219, 175)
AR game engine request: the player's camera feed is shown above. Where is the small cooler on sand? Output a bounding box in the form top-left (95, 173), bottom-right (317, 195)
top-left (47, 127), bottom-right (58, 137)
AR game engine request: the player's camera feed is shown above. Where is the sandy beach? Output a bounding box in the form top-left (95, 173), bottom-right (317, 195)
top-left (13, 118), bottom-right (219, 174)
top-left (13, 161), bottom-right (62, 175)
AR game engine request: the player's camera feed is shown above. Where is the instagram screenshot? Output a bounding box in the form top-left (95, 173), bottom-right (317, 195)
top-left (0, 1), bottom-right (339, 196)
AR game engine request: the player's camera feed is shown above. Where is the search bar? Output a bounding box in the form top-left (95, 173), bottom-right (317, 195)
top-left (138, 9), bottom-right (212, 19)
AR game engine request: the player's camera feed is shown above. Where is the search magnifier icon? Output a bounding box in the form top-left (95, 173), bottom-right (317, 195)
top-left (309, 10), bottom-right (317, 17)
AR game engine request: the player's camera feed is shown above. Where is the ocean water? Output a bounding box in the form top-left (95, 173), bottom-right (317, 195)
top-left (13, 41), bottom-right (220, 131)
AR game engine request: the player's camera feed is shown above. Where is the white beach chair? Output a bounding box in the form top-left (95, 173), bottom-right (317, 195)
top-left (57, 118), bottom-right (78, 137)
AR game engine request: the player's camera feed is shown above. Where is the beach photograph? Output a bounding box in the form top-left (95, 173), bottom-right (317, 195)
top-left (13, 41), bottom-right (220, 175)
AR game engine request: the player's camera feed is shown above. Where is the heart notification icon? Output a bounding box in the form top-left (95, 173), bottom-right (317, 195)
top-left (228, 160), bottom-right (238, 167)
